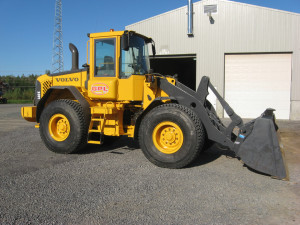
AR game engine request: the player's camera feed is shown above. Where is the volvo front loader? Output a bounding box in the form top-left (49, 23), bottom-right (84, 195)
top-left (21, 30), bottom-right (288, 180)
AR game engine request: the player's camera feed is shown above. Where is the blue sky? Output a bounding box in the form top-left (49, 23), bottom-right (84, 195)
top-left (0, 0), bottom-right (299, 76)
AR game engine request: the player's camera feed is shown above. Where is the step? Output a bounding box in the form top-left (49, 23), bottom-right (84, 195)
top-left (88, 140), bottom-right (101, 145)
top-left (91, 118), bottom-right (102, 121)
top-left (89, 129), bottom-right (100, 133)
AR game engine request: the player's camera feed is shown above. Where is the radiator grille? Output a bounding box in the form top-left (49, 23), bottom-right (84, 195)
top-left (42, 80), bottom-right (52, 95)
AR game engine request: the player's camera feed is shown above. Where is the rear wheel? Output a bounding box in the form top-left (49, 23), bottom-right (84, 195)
top-left (139, 103), bottom-right (205, 168)
top-left (39, 99), bottom-right (88, 154)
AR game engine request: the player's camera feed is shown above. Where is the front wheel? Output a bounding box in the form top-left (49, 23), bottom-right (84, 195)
top-left (139, 103), bottom-right (205, 168)
top-left (39, 99), bottom-right (88, 154)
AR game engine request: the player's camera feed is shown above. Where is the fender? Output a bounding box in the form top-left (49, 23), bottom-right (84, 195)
top-left (134, 96), bottom-right (176, 140)
top-left (36, 86), bottom-right (90, 125)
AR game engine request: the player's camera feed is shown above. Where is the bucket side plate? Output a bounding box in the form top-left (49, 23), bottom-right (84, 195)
top-left (236, 118), bottom-right (289, 180)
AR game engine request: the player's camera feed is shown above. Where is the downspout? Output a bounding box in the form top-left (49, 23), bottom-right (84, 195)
top-left (187, 0), bottom-right (193, 36)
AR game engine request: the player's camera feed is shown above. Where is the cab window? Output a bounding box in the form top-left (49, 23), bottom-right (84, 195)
top-left (120, 35), bottom-right (150, 79)
top-left (95, 38), bottom-right (115, 77)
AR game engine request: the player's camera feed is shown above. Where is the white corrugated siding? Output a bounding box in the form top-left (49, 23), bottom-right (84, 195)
top-left (127, 0), bottom-right (300, 118)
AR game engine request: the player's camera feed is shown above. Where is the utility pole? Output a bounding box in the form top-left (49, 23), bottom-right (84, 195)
top-left (52, 0), bottom-right (64, 73)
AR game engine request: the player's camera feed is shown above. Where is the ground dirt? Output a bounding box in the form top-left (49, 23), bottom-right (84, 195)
top-left (0, 104), bottom-right (299, 224)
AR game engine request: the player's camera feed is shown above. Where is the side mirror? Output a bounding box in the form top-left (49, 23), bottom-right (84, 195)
top-left (121, 32), bottom-right (129, 51)
top-left (152, 43), bottom-right (156, 56)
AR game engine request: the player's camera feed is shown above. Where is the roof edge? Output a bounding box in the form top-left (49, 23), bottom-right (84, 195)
top-left (223, 0), bottom-right (300, 17)
top-left (126, 0), bottom-right (300, 28)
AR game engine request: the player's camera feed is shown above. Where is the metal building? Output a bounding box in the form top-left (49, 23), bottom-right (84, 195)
top-left (126, 0), bottom-right (300, 120)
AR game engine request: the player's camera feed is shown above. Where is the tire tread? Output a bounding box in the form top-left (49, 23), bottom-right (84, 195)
top-left (39, 99), bottom-right (87, 153)
top-left (139, 103), bottom-right (205, 168)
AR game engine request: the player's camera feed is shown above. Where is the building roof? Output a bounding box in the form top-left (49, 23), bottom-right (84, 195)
top-left (128, 0), bottom-right (300, 28)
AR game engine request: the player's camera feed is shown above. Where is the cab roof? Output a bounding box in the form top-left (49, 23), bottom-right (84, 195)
top-left (88, 30), bottom-right (152, 43)
top-left (88, 30), bottom-right (125, 38)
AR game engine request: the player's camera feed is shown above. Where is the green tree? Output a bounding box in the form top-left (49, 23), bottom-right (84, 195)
top-left (0, 74), bottom-right (39, 101)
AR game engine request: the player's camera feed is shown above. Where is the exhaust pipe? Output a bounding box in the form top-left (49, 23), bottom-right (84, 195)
top-left (187, 0), bottom-right (193, 36)
top-left (69, 43), bottom-right (79, 71)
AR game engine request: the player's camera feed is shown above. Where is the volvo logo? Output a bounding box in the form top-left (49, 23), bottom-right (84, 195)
top-left (55, 77), bottom-right (79, 82)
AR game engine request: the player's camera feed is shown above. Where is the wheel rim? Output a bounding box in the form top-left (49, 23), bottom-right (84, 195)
top-left (48, 114), bottom-right (70, 141)
top-left (152, 121), bottom-right (184, 154)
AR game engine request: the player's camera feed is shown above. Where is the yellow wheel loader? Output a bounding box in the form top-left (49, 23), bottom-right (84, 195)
top-left (21, 30), bottom-right (288, 179)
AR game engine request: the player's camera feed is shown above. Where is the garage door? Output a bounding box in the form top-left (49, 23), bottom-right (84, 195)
top-left (225, 53), bottom-right (291, 119)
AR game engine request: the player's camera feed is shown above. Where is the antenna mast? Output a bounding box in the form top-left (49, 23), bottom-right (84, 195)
top-left (52, 0), bottom-right (64, 73)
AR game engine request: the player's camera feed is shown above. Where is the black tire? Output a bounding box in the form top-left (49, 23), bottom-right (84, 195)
top-left (139, 103), bottom-right (205, 168)
top-left (39, 99), bottom-right (88, 154)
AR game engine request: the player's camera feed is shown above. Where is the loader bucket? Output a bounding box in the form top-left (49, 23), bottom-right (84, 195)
top-left (234, 117), bottom-right (289, 180)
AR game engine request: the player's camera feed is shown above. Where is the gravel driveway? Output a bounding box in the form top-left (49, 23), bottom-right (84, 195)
top-left (0, 104), bottom-right (299, 224)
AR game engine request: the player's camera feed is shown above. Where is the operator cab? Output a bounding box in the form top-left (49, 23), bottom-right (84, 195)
top-left (87, 30), bottom-right (155, 101)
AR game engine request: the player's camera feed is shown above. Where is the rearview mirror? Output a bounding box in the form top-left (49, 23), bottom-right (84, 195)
top-left (121, 32), bottom-right (129, 51)
top-left (152, 43), bottom-right (156, 56)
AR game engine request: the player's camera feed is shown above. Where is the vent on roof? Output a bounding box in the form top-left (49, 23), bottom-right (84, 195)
top-left (204, 4), bottom-right (218, 14)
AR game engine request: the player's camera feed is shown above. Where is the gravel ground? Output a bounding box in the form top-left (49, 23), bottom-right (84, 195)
top-left (0, 104), bottom-right (299, 224)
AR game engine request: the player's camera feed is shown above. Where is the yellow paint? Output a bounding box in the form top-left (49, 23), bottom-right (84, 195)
top-left (48, 114), bottom-right (71, 141)
top-left (89, 103), bottom-right (121, 138)
top-left (166, 77), bottom-right (176, 85)
top-left (152, 121), bottom-right (184, 154)
top-left (88, 140), bottom-right (101, 145)
top-left (52, 72), bottom-right (83, 87)
top-left (126, 125), bottom-right (135, 138)
top-left (23, 30), bottom-right (176, 144)
top-left (21, 106), bottom-right (37, 122)
top-left (86, 40), bottom-right (90, 66)
top-left (118, 75), bottom-right (145, 101)
top-left (88, 78), bottom-right (118, 100)
top-left (37, 70), bottom-right (88, 95)
top-left (38, 74), bottom-right (52, 98)
top-left (87, 100), bottom-right (138, 140)
top-left (143, 77), bottom-right (172, 110)
top-left (89, 31), bottom-right (125, 39)
top-left (143, 79), bottom-right (158, 109)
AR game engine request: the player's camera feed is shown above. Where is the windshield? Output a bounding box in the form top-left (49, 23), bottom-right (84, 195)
top-left (120, 35), bottom-right (150, 78)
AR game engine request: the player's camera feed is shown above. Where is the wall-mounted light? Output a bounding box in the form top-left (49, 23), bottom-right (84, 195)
top-left (207, 11), bottom-right (214, 24)
top-left (204, 4), bottom-right (217, 24)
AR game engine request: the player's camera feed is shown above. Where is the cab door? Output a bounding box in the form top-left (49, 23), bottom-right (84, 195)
top-left (88, 37), bottom-right (118, 100)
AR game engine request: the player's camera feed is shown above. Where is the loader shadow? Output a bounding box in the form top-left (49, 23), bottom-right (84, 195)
top-left (78, 139), bottom-right (277, 178)
top-left (243, 165), bottom-right (271, 178)
top-left (190, 144), bottom-right (272, 178)
top-left (77, 136), bottom-right (140, 155)
top-left (187, 144), bottom-right (237, 168)
top-left (78, 139), bottom-right (236, 168)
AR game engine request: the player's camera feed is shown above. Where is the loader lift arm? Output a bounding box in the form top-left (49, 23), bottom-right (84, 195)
top-left (159, 76), bottom-right (238, 149)
top-left (158, 76), bottom-right (288, 180)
